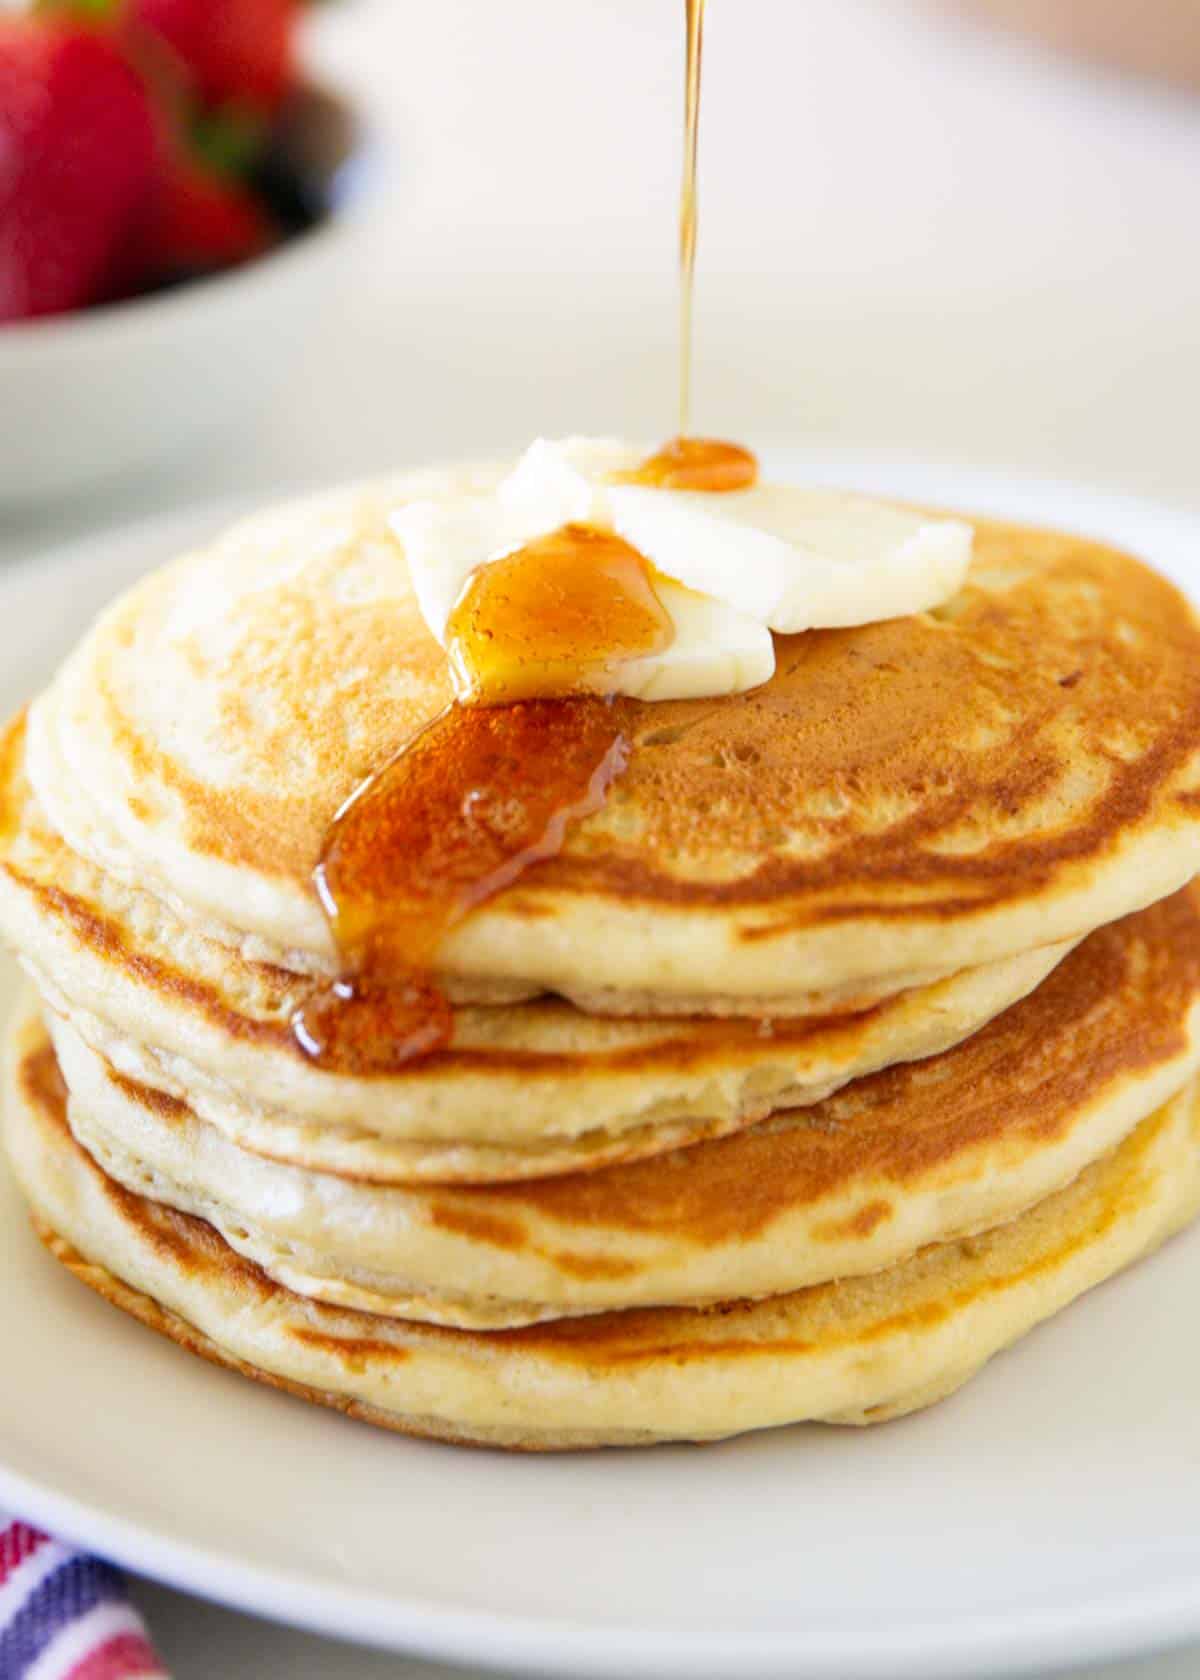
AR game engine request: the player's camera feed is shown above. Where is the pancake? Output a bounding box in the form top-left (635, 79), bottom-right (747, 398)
top-left (0, 725), bottom-right (1071, 1181)
top-left (9, 1004), bottom-right (1199, 1449)
top-left (22, 473), bottom-right (1200, 1013)
top-left (35, 884), bottom-right (1200, 1326)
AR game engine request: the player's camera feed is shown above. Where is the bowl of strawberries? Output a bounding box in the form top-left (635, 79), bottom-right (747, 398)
top-left (0, 0), bottom-right (366, 502)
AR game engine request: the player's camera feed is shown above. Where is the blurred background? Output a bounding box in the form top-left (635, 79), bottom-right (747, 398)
top-left (3, 0), bottom-right (1200, 529)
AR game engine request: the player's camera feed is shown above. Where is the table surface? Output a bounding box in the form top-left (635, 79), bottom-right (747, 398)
top-left (6, 1), bottom-right (1200, 1673)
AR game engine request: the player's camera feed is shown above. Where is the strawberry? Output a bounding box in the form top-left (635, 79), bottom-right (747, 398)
top-left (153, 153), bottom-right (274, 275)
top-left (126, 0), bottom-right (299, 113)
top-left (0, 18), bottom-right (160, 321)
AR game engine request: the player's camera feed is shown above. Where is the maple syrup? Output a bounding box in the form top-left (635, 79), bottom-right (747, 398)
top-left (446, 523), bottom-right (673, 705)
top-left (617, 436), bottom-right (757, 493)
top-left (292, 697), bottom-right (631, 1071)
top-left (679, 0), bottom-right (705, 435)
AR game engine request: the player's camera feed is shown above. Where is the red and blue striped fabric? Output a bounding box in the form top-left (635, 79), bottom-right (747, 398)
top-left (0, 1519), bottom-right (167, 1680)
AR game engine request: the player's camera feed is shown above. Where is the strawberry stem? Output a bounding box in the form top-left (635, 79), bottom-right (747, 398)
top-left (190, 105), bottom-right (270, 179)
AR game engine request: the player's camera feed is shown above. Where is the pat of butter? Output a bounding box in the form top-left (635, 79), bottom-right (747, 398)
top-left (612, 577), bottom-right (774, 701)
top-left (388, 439), bottom-right (972, 704)
top-left (400, 439), bottom-right (631, 641)
top-left (606, 484), bottom-right (972, 633)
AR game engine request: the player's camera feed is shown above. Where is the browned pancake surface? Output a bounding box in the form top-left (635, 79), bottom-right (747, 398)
top-left (419, 887), bottom-right (1200, 1254)
top-left (63, 519), bottom-right (1200, 923)
top-left (16, 1029), bottom-right (1197, 1406)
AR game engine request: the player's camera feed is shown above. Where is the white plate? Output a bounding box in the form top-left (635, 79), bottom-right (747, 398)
top-left (3, 460), bottom-right (1200, 1680)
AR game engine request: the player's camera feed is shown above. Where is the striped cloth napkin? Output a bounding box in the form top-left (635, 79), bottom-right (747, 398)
top-left (0, 1518), bottom-right (167, 1680)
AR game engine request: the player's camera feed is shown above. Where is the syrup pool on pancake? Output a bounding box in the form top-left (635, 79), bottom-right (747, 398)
top-left (614, 436), bottom-right (756, 492)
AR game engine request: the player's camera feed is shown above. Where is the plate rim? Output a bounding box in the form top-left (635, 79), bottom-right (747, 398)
top-left (2, 1449), bottom-right (1199, 1680)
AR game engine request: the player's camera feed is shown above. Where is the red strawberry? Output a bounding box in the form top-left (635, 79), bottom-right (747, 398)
top-left (153, 153), bottom-right (274, 274)
top-left (127, 0), bottom-right (298, 113)
top-left (0, 19), bottom-right (160, 321)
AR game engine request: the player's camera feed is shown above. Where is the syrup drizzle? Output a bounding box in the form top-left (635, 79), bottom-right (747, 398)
top-left (293, 438), bottom-right (759, 1070)
top-left (679, 0), bottom-right (705, 436)
top-left (293, 3), bottom-right (756, 1072)
top-left (292, 698), bottom-right (630, 1072)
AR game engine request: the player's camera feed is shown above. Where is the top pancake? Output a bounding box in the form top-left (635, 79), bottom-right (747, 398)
top-left (25, 469), bottom-right (1200, 1008)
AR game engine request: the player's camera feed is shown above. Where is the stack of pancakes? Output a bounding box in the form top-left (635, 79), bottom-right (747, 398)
top-left (5, 475), bottom-right (1200, 1449)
